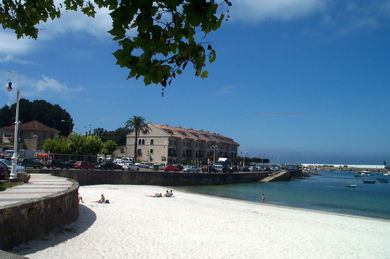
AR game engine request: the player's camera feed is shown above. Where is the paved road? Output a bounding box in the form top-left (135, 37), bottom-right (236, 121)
top-left (0, 174), bottom-right (73, 207)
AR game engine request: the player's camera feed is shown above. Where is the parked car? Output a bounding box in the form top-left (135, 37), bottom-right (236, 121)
top-left (135, 162), bottom-right (153, 168)
top-left (65, 160), bottom-right (78, 169)
top-left (121, 157), bottom-right (133, 163)
top-left (74, 161), bottom-right (95, 170)
top-left (21, 158), bottom-right (44, 169)
top-left (122, 163), bottom-right (139, 171)
top-left (241, 166), bottom-right (250, 172)
top-left (214, 164), bottom-right (223, 172)
top-left (97, 162), bottom-right (122, 170)
top-left (172, 164), bottom-right (184, 170)
top-left (45, 159), bottom-right (67, 169)
top-left (201, 165), bottom-right (218, 173)
top-left (227, 166), bottom-right (238, 173)
top-left (164, 165), bottom-right (181, 172)
top-left (0, 158), bottom-right (27, 174)
top-left (183, 166), bottom-right (200, 172)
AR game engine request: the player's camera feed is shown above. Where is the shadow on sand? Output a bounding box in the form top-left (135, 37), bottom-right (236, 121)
top-left (13, 204), bottom-right (96, 256)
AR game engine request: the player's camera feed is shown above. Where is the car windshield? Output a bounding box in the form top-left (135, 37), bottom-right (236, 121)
top-left (0, 159), bottom-right (11, 166)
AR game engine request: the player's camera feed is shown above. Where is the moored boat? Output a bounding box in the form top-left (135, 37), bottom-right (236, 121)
top-left (363, 179), bottom-right (376, 184)
top-left (355, 171), bottom-right (369, 177)
top-left (377, 178), bottom-right (389, 183)
top-left (345, 184), bottom-right (358, 188)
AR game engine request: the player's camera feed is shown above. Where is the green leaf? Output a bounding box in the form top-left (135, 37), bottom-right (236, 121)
top-left (200, 70), bottom-right (208, 79)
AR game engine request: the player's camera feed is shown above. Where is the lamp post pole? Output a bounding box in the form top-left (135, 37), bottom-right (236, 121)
top-left (241, 151), bottom-right (248, 167)
top-left (211, 145), bottom-right (218, 164)
top-left (6, 71), bottom-right (20, 180)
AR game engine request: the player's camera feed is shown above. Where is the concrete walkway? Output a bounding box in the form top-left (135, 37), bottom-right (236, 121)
top-left (0, 174), bottom-right (73, 207)
top-left (259, 170), bottom-right (290, 182)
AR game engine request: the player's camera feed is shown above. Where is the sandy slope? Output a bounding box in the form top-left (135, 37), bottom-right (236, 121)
top-left (13, 185), bottom-right (390, 259)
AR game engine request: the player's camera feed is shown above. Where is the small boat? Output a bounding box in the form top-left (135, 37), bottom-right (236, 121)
top-left (355, 171), bottom-right (368, 177)
top-left (345, 184), bottom-right (358, 188)
top-left (363, 179), bottom-right (376, 184)
top-left (377, 178), bottom-right (389, 183)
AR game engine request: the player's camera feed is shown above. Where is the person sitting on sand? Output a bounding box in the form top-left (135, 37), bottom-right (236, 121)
top-left (78, 193), bottom-right (84, 203)
top-left (164, 190), bottom-right (170, 197)
top-left (169, 190), bottom-right (174, 197)
top-left (96, 194), bottom-right (105, 203)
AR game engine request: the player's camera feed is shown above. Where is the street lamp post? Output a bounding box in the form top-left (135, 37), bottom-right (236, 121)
top-left (211, 145), bottom-right (218, 164)
top-left (6, 71), bottom-right (20, 180)
top-left (241, 151), bottom-right (248, 167)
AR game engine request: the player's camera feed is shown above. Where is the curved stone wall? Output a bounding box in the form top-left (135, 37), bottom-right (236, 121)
top-left (0, 181), bottom-right (79, 250)
top-left (50, 170), bottom-right (269, 186)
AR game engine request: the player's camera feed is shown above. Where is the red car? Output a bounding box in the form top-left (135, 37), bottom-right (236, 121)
top-left (164, 165), bottom-right (181, 172)
top-left (74, 161), bottom-right (95, 170)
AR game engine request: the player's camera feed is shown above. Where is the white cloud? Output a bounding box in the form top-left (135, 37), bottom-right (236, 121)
top-left (231, 0), bottom-right (324, 22)
top-left (0, 71), bottom-right (84, 102)
top-left (39, 6), bottom-right (112, 40)
top-left (214, 85), bottom-right (236, 95)
top-left (0, 54), bottom-right (32, 64)
top-left (0, 31), bottom-right (36, 55)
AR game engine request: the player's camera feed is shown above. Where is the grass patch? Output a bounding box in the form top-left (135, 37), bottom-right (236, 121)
top-left (0, 181), bottom-right (23, 191)
top-left (64, 226), bottom-right (77, 233)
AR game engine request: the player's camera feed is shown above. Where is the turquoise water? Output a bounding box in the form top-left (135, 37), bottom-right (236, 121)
top-left (178, 170), bottom-right (390, 220)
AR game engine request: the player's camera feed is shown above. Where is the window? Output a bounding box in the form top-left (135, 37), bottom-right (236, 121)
top-left (168, 148), bottom-right (176, 156)
top-left (142, 139), bottom-right (145, 145)
top-left (150, 139), bottom-right (154, 145)
top-left (150, 149), bottom-right (154, 154)
top-left (139, 139), bottom-right (142, 145)
top-left (137, 149), bottom-right (142, 155)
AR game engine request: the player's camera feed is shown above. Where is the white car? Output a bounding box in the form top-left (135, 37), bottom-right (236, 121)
top-left (0, 158), bottom-right (27, 174)
top-left (183, 166), bottom-right (200, 172)
top-left (121, 157), bottom-right (133, 163)
top-left (135, 162), bottom-right (152, 168)
top-left (122, 163), bottom-right (139, 171)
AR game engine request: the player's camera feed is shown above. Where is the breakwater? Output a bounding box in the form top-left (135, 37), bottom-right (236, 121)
top-left (49, 170), bottom-right (270, 186)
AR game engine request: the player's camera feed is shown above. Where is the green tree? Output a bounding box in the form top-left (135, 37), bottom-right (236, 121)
top-left (43, 136), bottom-right (71, 153)
top-left (101, 140), bottom-right (118, 155)
top-left (84, 135), bottom-right (103, 155)
top-left (0, 99), bottom-right (73, 135)
top-left (0, 0), bottom-right (231, 87)
top-left (99, 127), bottom-right (130, 145)
top-left (124, 116), bottom-right (150, 161)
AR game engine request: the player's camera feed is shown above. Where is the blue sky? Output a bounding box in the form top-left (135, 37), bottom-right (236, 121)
top-left (1, 0), bottom-right (389, 164)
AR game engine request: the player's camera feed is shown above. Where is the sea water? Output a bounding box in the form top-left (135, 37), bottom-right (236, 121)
top-left (178, 170), bottom-right (390, 220)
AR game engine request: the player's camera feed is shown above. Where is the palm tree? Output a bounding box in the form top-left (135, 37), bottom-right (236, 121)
top-left (125, 116), bottom-right (150, 162)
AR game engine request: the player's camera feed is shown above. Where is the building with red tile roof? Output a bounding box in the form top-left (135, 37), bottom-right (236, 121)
top-left (0, 120), bottom-right (60, 151)
top-left (126, 122), bottom-right (239, 164)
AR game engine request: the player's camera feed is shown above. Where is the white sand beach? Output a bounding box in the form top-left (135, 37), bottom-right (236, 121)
top-left (13, 185), bottom-right (390, 258)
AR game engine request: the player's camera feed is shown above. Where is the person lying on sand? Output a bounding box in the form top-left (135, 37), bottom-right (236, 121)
top-left (149, 193), bottom-right (163, 197)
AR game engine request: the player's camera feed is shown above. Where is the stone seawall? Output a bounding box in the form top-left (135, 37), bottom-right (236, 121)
top-left (50, 170), bottom-right (269, 186)
top-left (0, 181), bottom-right (79, 250)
